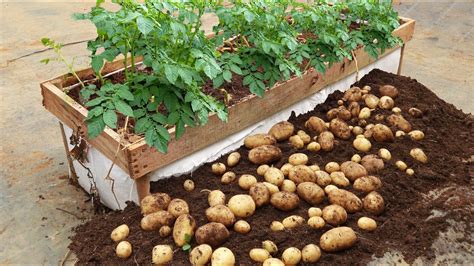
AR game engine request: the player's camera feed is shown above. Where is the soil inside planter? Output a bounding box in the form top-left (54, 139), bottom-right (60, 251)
top-left (68, 69), bottom-right (473, 265)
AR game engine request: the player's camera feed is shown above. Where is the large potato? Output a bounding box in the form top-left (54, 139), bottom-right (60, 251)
top-left (196, 223), bottom-right (230, 247)
top-left (249, 183), bottom-right (270, 207)
top-left (364, 94), bottom-right (380, 109)
top-left (317, 131), bottom-right (335, 151)
top-left (322, 204), bottom-right (347, 226)
top-left (227, 152), bottom-right (241, 167)
top-left (228, 194), bottom-right (256, 218)
top-left (211, 247), bottom-right (235, 266)
top-left (363, 191), bottom-right (385, 215)
top-left (168, 198), bottom-right (189, 218)
top-left (282, 247), bottom-right (302, 265)
top-left (208, 190), bottom-right (225, 207)
top-left (378, 96), bottom-right (395, 109)
top-left (248, 145), bottom-right (282, 165)
top-left (301, 244), bottom-right (321, 263)
top-left (249, 248), bottom-right (271, 263)
top-left (141, 211), bottom-right (174, 231)
top-left (289, 135), bottom-right (305, 149)
top-left (288, 165), bottom-right (316, 184)
top-left (189, 244), bottom-right (213, 266)
top-left (372, 124), bottom-right (394, 142)
top-left (264, 167), bottom-right (284, 186)
top-left (111, 224), bottom-right (129, 242)
top-left (152, 245), bottom-right (173, 265)
top-left (359, 107), bottom-right (371, 119)
top-left (173, 214), bottom-right (196, 247)
top-left (238, 174), bottom-right (257, 190)
top-left (297, 130), bottom-right (311, 144)
top-left (328, 189), bottom-right (362, 213)
top-left (353, 176), bottom-right (382, 192)
top-left (361, 154), bottom-right (384, 173)
top-left (343, 87), bottom-right (362, 102)
top-left (386, 114), bottom-right (412, 133)
top-left (296, 182), bottom-right (325, 205)
top-left (320, 227), bottom-right (357, 252)
top-left (140, 193), bottom-right (171, 215)
top-left (330, 171), bottom-right (350, 187)
top-left (379, 84), bottom-right (399, 98)
top-left (348, 102), bottom-right (360, 118)
top-left (282, 215), bottom-right (305, 229)
top-left (327, 106), bottom-right (351, 121)
top-left (340, 161), bottom-right (367, 182)
top-left (263, 258), bottom-right (285, 266)
top-left (329, 118), bottom-right (351, 140)
top-left (244, 134), bottom-right (277, 149)
top-left (270, 192), bottom-right (300, 211)
top-left (288, 153), bottom-right (308, 166)
top-left (305, 116), bottom-right (327, 134)
top-left (269, 121), bottom-right (295, 141)
top-left (205, 205), bottom-right (236, 227)
top-left (353, 137), bottom-right (371, 152)
top-left (315, 170), bottom-right (332, 186)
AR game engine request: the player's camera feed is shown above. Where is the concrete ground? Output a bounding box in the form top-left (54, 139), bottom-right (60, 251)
top-left (0, 1), bottom-right (472, 264)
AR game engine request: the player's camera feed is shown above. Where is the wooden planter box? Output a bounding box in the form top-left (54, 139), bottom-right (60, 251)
top-left (41, 18), bottom-right (415, 184)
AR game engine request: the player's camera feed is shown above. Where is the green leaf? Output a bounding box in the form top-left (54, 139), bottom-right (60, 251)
top-left (167, 112), bottom-right (180, 124)
top-left (103, 109), bottom-right (117, 129)
top-left (114, 100), bottom-right (134, 117)
top-left (182, 244), bottom-right (191, 252)
top-left (135, 117), bottom-right (151, 133)
top-left (213, 75), bottom-right (224, 88)
top-left (91, 55), bottom-right (103, 73)
top-left (87, 116), bottom-right (106, 138)
top-left (244, 10), bottom-right (255, 22)
top-left (40, 58), bottom-right (50, 64)
top-left (85, 97), bottom-right (105, 107)
top-left (87, 106), bottom-right (104, 119)
top-left (222, 70), bottom-right (232, 82)
top-left (117, 86), bottom-right (134, 101)
top-left (175, 119), bottom-right (185, 140)
top-left (164, 64), bottom-right (178, 84)
top-left (229, 64), bottom-right (243, 75)
top-left (137, 16), bottom-right (154, 36)
top-left (151, 113), bottom-right (167, 124)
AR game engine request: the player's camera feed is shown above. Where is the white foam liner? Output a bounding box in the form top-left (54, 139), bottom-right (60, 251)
top-left (65, 48), bottom-right (401, 210)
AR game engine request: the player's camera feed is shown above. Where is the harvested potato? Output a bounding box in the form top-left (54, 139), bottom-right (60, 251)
top-left (289, 165), bottom-right (316, 184)
top-left (282, 215), bottom-right (305, 229)
top-left (328, 189), bottom-right (362, 213)
top-left (410, 148), bottom-right (428, 163)
top-left (340, 161), bottom-right (367, 182)
top-left (159, 226), bottom-right (171, 238)
top-left (309, 164), bottom-right (320, 172)
top-left (234, 220), bottom-right (251, 234)
top-left (325, 162), bottom-right (340, 173)
top-left (302, 244), bottom-right (321, 263)
top-left (227, 152), bottom-right (241, 167)
top-left (184, 179), bottom-right (195, 192)
top-left (262, 240), bottom-right (278, 255)
top-left (116, 241), bottom-right (132, 259)
top-left (363, 85), bottom-right (372, 92)
top-left (315, 170), bottom-right (332, 187)
top-left (329, 118), bottom-right (351, 140)
top-left (297, 130), bottom-right (311, 144)
top-left (408, 130), bottom-right (425, 141)
top-left (141, 211), bottom-right (174, 231)
top-left (363, 127), bottom-right (373, 139)
top-left (297, 182), bottom-right (325, 205)
top-left (330, 171), bottom-right (350, 187)
top-left (111, 224), bottom-right (129, 242)
top-left (281, 179), bottom-right (296, 193)
top-left (211, 247), bottom-right (235, 266)
top-left (152, 245), bottom-right (173, 265)
top-left (305, 116), bottom-right (327, 134)
top-left (322, 204), bottom-right (347, 226)
top-left (343, 87), bottom-right (362, 102)
top-left (358, 107), bottom-right (371, 119)
top-left (363, 191), bottom-right (385, 215)
top-left (324, 185), bottom-right (338, 194)
top-left (263, 258), bottom-right (285, 266)
top-left (358, 119), bottom-right (368, 127)
top-left (317, 131), bottom-right (335, 151)
top-left (352, 126), bottom-right (364, 136)
top-left (221, 171), bottom-right (236, 185)
top-left (282, 247), bottom-right (302, 265)
top-left (264, 167), bottom-right (284, 186)
top-left (395, 130), bottom-right (406, 137)
top-left (263, 182), bottom-right (280, 195)
top-left (320, 227), bottom-right (357, 252)
top-left (208, 190), bottom-right (225, 207)
top-left (189, 244), bottom-right (212, 266)
top-left (270, 192), bottom-right (300, 211)
top-left (375, 114), bottom-right (385, 121)
top-left (372, 124), bottom-right (394, 142)
top-left (392, 107), bottom-right (402, 114)
top-left (238, 174), bottom-right (257, 190)
top-left (361, 154), bottom-right (384, 173)
top-left (248, 145), bottom-right (282, 165)
top-left (386, 114), bottom-right (412, 133)
top-left (250, 183), bottom-right (271, 207)
top-left (269, 121), bottom-right (295, 141)
top-left (308, 207), bottom-right (322, 217)
top-left (307, 141), bottom-right (321, 152)
top-left (173, 214), bottom-right (196, 247)
top-left (364, 94), bottom-right (380, 109)
top-left (358, 217), bottom-right (377, 231)
top-left (168, 199), bottom-right (189, 218)
top-left (228, 194), bottom-right (256, 218)
top-left (409, 107), bottom-right (423, 118)
top-left (338, 100), bottom-right (344, 105)
top-left (353, 176), bottom-right (382, 192)
top-left (206, 205), bottom-right (235, 227)
top-left (379, 85), bottom-right (399, 98)
top-left (378, 148), bottom-right (391, 161)
top-left (140, 193), bottom-right (171, 215)
top-left (308, 216), bottom-right (325, 229)
top-left (353, 137), bottom-right (372, 152)
top-left (244, 134), bottom-right (277, 149)
top-left (280, 163), bottom-right (293, 176)
top-left (249, 248), bottom-right (271, 263)
top-left (351, 154), bottom-right (362, 163)
top-left (348, 101), bottom-right (360, 118)
top-left (289, 135), bottom-right (305, 149)
top-left (327, 106), bottom-right (351, 121)
top-left (406, 168), bottom-right (415, 176)
top-left (211, 163), bottom-right (226, 175)
top-left (289, 153), bottom-right (308, 166)
top-left (257, 164), bottom-right (270, 176)
top-left (195, 223), bottom-right (230, 247)
top-left (270, 221), bottom-right (285, 231)
top-left (395, 160), bottom-right (408, 171)
top-left (378, 96), bottom-right (395, 109)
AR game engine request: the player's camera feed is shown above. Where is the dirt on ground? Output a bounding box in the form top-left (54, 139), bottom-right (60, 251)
top-left (69, 69), bottom-right (473, 265)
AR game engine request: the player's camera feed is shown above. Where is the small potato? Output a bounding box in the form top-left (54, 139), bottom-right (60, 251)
top-left (168, 198), bottom-right (189, 218)
top-left (184, 179), bottom-right (195, 191)
top-left (159, 226), bottom-right (171, 238)
top-left (410, 148), bottom-right (428, 163)
top-left (234, 220), bottom-right (251, 234)
top-left (358, 119), bottom-right (368, 127)
top-left (249, 248), bottom-right (271, 263)
top-left (227, 152), bottom-right (241, 167)
top-left (322, 204), bottom-right (347, 226)
top-left (392, 107), bottom-right (402, 114)
top-left (206, 205), bottom-right (235, 227)
top-left (378, 96), bottom-right (395, 109)
top-left (386, 114), bottom-right (412, 133)
top-left (305, 116), bottom-right (327, 134)
top-left (343, 87), bottom-right (362, 102)
top-left (248, 145), bottom-right (282, 165)
top-left (116, 241), bottom-right (132, 259)
top-left (408, 130), bottom-right (425, 141)
top-left (308, 207), bottom-right (322, 217)
top-left (379, 85), bottom-right (399, 98)
top-left (238, 174), bottom-right (257, 190)
top-left (250, 183), bottom-right (271, 207)
top-left (269, 121), bottom-right (295, 141)
top-left (363, 191), bottom-right (385, 215)
top-left (263, 182), bottom-right (280, 195)
top-left (378, 148), bottom-right (391, 161)
top-left (395, 130), bottom-right (406, 137)
top-left (315, 170), bottom-right (332, 187)
top-left (358, 217), bottom-right (377, 231)
top-left (302, 244), bottom-right (321, 263)
top-left (309, 164), bottom-right (320, 172)
top-left (320, 227), bottom-right (357, 252)
top-left (281, 179), bottom-right (297, 193)
top-left (308, 216), bottom-right (325, 229)
top-left (195, 223), bottom-right (230, 247)
top-left (352, 126), bottom-right (364, 136)
top-left (270, 221), bottom-right (285, 231)
top-left (140, 193), bottom-right (171, 215)
top-left (289, 135), bottom-right (305, 149)
top-left (211, 247), bottom-right (235, 266)
top-left (282, 247), bottom-right (302, 265)
top-left (359, 107), bottom-right (371, 119)
top-left (330, 171), bottom-right (350, 187)
top-left (338, 100), bottom-right (344, 105)
top-left (282, 215), bottom-right (305, 229)
top-left (406, 168), bottom-right (415, 175)
top-left (372, 124), bottom-right (394, 142)
top-left (297, 182), bottom-right (325, 205)
top-left (173, 214), bottom-right (196, 247)
top-left (270, 192), bottom-right (300, 211)
top-left (353, 137), bottom-right (372, 152)
top-left (228, 194), bottom-right (256, 218)
top-left (297, 130), bottom-right (311, 144)
top-left (211, 163), bottom-right (226, 175)
top-left (361, 154), bottom-right (384, 173)
top-left (325, 162), bottom-right (340, 173)
top-left (375, 114), bottom-right (385, 121)
top-left (307, 141), bottom-right (321, 152)
top-left (262, 240), bottom-right (278, 255)
top-left (257, 164), bottom-right (270, 176)
top-left (363, 85), bottom-right (372, 92)
top-left (364, 94), bottom-right (380, 109)
top-left (327, 106), bottom-right (351, 121)
top-left (111, 224), bottom-right (129, 242)
top-left (329, 118), bottom-right (351, 140)
top-left (221, 171), bottom-right (236, 184)
top-left (244, 134), bottom-right (277, 149)
top-left (409, 107), bottom-right (423, 118)
top-left (264, 167), bottom-right (285, 186)
top-left (208, 190), bottom-right (225, 207)
top-left (340, 161), bottom-right (367, 182)
top-left (263, 258), bottom-right (285, 266)
top-left (324, 184), bottom-right (339, 194)
top-left (317, 131), bottom-right (335, 152)
top-left (152, 245), bottom-right (173, 265)
top-left (141, 211), bottom-right (175, 231)
top-left (353, 176), bottom-right (382, 192)
top-left (351, 154), bottom-right (362, 163)
top-left (280, 163), bottom-right (293, 176)
top-left (348, 102), bottom-right (360, 118)
top-left (328, 189), bottom-right (362, 213)
top-left (289, 153), bottom-right (308, 166)
top-left (190, 244), bottom-right (212, 266)
top-left (395, 160), bottom-right (408, 171)
top-left (289, 165), bottom-right (316, 184)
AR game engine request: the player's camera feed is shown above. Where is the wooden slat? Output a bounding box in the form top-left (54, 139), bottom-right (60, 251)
top-left (396, 17), bottom-right (416, 43)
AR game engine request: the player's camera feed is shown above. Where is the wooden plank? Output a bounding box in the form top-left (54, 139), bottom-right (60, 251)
top-left (396, 17), bottom-right (416, 43)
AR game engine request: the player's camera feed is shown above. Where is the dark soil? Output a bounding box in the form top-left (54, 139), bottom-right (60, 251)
top-left (69, 69), bottom-right (474, 265)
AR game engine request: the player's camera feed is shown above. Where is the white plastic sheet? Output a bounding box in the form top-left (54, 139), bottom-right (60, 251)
top-left (65, 48), bottom-right (401, 210)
